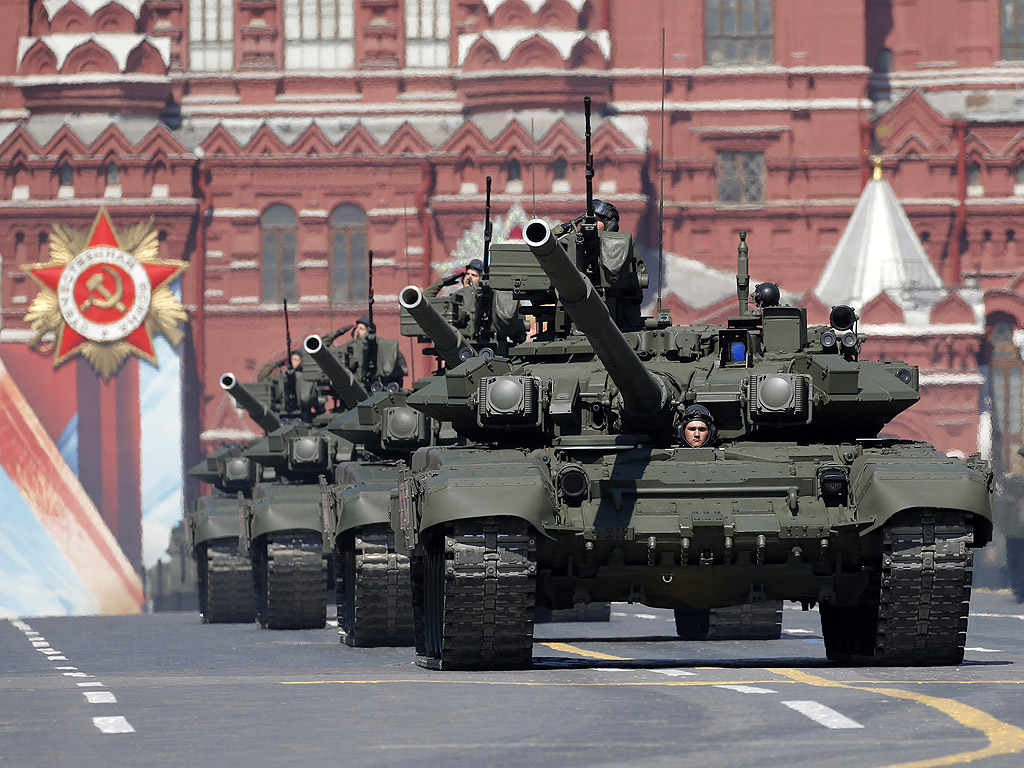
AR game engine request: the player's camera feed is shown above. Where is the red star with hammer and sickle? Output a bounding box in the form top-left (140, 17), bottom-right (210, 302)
top-left (29, 209), bottom-right (184, 363)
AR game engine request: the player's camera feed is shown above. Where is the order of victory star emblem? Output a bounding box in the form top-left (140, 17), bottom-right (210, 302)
top-left (24, 207), bottom-right (188, 379)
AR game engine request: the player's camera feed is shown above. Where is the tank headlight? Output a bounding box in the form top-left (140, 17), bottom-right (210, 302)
top-left (557, 465), bottom-right (589, 502)
top-left (477, 376), bottom-right (540, 425)
top-left (820, 330), bottom-right (837, 350)
top-left (840, 331), bottom-right (858, 349)
top-left (289, 436), bottom-right (328, 468)
top-left (381, 407), bottom-right (426, 449)
top-left (895, 368), bottom-right (912, 385)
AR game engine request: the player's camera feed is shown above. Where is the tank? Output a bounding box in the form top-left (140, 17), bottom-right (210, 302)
top-left (396, 217), bottom-right (994, 670)
top-left (322, 385), bottom-right (437, 646)
top-left (237, 334), bottom-right (379, 630)
top-left (184, 378), bottom-right (277, 624)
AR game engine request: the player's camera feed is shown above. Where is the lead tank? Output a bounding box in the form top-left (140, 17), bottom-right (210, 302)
top-left (396, 217), bottom-right (994, 670)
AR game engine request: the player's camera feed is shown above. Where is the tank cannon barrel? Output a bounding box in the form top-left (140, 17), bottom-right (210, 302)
top-left (399, 285), bottom-right (475, 369)
top-left (302, 334), bottom-right (367, 409)
top-left (523, 218), bottom-right (666, 418)
top-left (220, 373), bottom-right (281, 433)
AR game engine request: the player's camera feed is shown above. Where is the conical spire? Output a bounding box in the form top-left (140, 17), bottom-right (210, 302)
top-left (815, 162), bottom-right (944, 315)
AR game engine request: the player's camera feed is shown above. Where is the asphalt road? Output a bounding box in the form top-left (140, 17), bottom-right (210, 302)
top-left (3, 590), bottom-right (1024, 768)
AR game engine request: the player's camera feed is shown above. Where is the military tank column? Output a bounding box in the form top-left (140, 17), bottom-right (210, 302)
top-left (237, 321), bottom-right (408, 631)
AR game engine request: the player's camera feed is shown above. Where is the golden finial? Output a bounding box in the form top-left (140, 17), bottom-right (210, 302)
top-left (872, 156), bottom-right (883, 181)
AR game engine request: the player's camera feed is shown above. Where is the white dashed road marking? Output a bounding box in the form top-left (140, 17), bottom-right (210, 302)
top-left (652, 668), bottom-right (697, 677)
top-left (11, 619), bottom-right (136, 735)
top-left (93, 716), bottom-right (135, 734)
top-left (84, 692), bottom-right (117, 704)
top-left (634, 613), bottom-right (658, 620)
top-left (783, 629), bottom-right (816, 635)
top-left (965, 647), bottom-right (1002, 653)
top-left (782, 701), bottom-right (864, 729)
top-left (971, 612), bottom-right (1024, 621)
top-left (716, 684), bottom-right (777, 694)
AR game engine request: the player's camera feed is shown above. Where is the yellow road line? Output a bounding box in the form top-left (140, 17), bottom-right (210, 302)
top-left (281, 678), bottom-right (797, 687)
top-left (769, 668), bottom-right (1024, 768)
top-left (539, 642), bottom-right (631, 661)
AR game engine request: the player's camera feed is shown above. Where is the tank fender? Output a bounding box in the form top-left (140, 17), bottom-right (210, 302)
top-left (851, 460), bottom-right (994, 544)
top-left (192, 495), bottom-right (243, 547)
top-left (335, 484), bottom-right (394, 539)
top-left (415, 461), bottom-right (555, 535)
top-left (248, 484), bottom-right (325, 543)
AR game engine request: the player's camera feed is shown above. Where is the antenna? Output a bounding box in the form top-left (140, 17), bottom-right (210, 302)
top-left (367, 248), bottom-right (374, 327)
top-left (657, 27), bottom-right (666, 314)
top-left (483, 176), bottom-right (493, 273)
top-left (283, 297), bottom-right (294, 368)
top-left (584, 96), bottom-right (594, 219)
top-left (530, 118), bottom-right (537, 218)
top-left (403, 205), bottom-right (416, 380)
top-left (737, 231), bottom-right (750, 316)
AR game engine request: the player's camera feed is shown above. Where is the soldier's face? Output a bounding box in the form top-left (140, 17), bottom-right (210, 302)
top-left (464, 269), bottom-right (481, 286)
top-left (684, 421), bottom-right (709, 447)
top-left (353, 323), bottom-right (368, 338)
top-left (290, 353), bottom-right (302, 368)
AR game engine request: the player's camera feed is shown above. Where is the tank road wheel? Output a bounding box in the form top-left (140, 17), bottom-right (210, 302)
top-left (336, 524), bottom-right (414, 647)
top-left (257, 531), bottom-right (327, 630)
top-left (1006, 537), bottom-right (1024, 603)
top-left (198, 538), bottom-right (256, 624)
top-left (416, 517), bottom-right (537, 670)
top-left (821, 509), bottom-right (974, 666)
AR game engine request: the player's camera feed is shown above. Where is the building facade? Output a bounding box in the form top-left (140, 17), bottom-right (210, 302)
top-left (2, 0), bottom-right (1024, 596)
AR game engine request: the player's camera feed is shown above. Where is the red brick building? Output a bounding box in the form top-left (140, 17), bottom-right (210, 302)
top-left (2, 0), bottom-right (1024, 579)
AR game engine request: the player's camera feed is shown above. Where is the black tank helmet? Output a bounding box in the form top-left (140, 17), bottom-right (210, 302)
top-left (592, 199), bottom-right (619, 232)
top-left (676, 404), bottom-right (718, 446)
top-left (465, 258), bottom-right (485, 273)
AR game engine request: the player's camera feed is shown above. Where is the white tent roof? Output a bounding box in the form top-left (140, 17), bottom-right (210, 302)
top-left (814, 173), bottom-right (944, 317)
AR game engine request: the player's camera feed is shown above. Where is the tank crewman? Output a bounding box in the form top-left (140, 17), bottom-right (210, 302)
top-left (677, 404), bottom-right (717, 448)
top-left (338, 315), bottom-right (409, 390)
top-left (425, 258), bottom-right (485, 297)
top-left (591, 199), bottom-right (619, 232)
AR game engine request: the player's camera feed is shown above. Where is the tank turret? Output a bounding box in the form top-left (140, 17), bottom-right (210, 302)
top-left (523, 218), bottom-right (667, 422)
top-left (303, 334), bottom-right (368, 409)
top-left (220, 373), bottom-right (281, 433)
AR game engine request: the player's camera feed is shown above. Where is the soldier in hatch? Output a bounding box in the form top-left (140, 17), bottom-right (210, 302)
top-left (425, 258), bottom-right (485, 297)
top-left (677, 404), bottom-right (718, 448)
top-left (338, 315), bottom-right (408, 391)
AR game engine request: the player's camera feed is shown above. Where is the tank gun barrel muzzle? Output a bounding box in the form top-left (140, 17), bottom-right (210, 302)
top-left (399, 285), bottom-right (476, 369)
top-left (302, 334), bottom-right (368, 409)
top-left (220, 372), bottom-right (281, 433)
top-left (523, 218), bottom-right (667, 420)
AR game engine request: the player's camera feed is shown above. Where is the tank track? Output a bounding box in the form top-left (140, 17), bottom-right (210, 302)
top-left (198, 538), bottom-right (255, 624)
top-left (255, 531), bottom-right (327, 630)
top-left (337, 524), bottom-right (414, 647)
top-left (416, 517), bottom-right (536, 670)
top-left (821, 509), bottom-right (973, 665)
top-left (673, 601), bottom-right (783, 640)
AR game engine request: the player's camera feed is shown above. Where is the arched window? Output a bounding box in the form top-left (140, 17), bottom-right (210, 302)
top-left (967, 162), bottom-right (983, 197)
top-left (261, 204), bottom-right (298, 303)
top-left (705, 0), bottom-right (774, 66)
top-left (405, 0), bottom-right (450, 67)
top-left (57, 163), bottom-right (74, 199)
top-left (188, 0), bottom-right (234, 71)
top-left (284, 0), bottom-right (355, 70)
top-left (1003, 0), bottom-right (1024, 60)
top-left (508, 159), bottom-right (521, 182)
top-left (329, 204), bottom-right (367, 303)
top-left (104, 163), bottom-right (121, 198)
